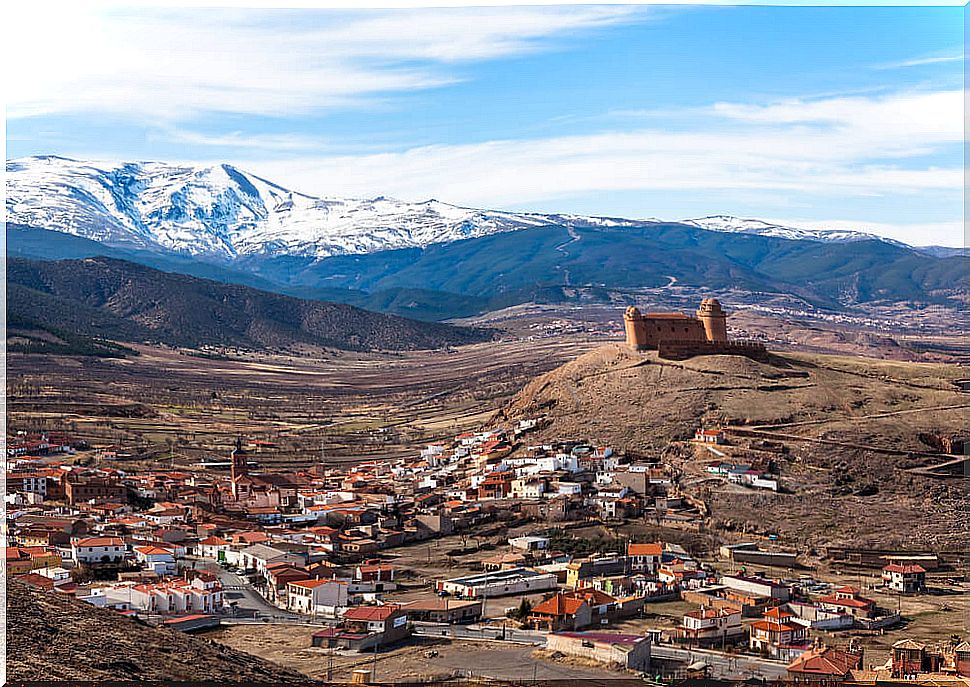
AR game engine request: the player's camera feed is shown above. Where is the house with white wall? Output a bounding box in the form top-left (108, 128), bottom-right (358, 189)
top-left (73, 537), bottom-right (126, 565)
top-left (286, 578), bottom-right (349, 617)
top-left (133, 545), bottom-right (177, 575)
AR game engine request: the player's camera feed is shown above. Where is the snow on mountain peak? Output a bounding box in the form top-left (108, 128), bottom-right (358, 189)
top-left (6, 156), bottom-right (568, 260)
top-left (6, 156), bottom-right (907, 261)
top-left (680, 215), bottom-right (893, 244)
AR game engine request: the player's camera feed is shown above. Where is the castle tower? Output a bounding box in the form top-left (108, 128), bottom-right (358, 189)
top-left (696, 298), bottom-right (728, 343)
top-left (624, 306), bottom-right (648, 350)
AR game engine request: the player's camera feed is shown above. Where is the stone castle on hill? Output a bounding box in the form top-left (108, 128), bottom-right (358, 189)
top-left (624, 298), bottom-right (768, 361)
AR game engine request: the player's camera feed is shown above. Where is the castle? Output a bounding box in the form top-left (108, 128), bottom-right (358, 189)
top-left (623, 298), bottom-right (767, 361)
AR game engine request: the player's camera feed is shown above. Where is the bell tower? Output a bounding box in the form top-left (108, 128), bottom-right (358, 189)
top-left (230, 437), bottom-right (248, 498)
top-left (696, 298), bottom-right (728, 342)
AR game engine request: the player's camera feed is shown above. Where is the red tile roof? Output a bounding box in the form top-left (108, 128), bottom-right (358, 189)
top-left (788, 646), bottom-right (862, 676)
top-left (75, 537), bottom-right (125, 547)
top-left (627, 543), bottom-right (662, 556)
top-left (883, 564), bottom-right (926, 574)
top-left (818, 593), bottom-right (873, 609)
top-left (531, 594), bottom-right (587, 617)
top-left (134, 546), bottom-right (173, 556)
top-left (290, 578), bottom-right (344, 589)
top-left (343, 604), bottom-right (402, 622)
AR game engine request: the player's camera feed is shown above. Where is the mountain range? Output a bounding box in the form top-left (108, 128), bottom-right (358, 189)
top-left (7, 155), bottom-right (968, 321)
top-left (8, 155), bottom-right (931, 259)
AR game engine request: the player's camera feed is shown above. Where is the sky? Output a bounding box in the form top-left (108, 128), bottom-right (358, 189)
top-left (5, 3), bottom-right (965, 246)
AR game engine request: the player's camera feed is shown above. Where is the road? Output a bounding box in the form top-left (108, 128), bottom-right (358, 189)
top-left (553, 226), bottom-right (582, 286)
top-left (192, 558), bottom-right (306, 622)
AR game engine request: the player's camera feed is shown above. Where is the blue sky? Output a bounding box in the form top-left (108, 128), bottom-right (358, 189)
top-left (5, 4), bottom-right (965, 245)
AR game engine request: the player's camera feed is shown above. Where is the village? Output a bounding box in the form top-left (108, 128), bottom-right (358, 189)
top-left (6, 411), bottom-right (969, 684)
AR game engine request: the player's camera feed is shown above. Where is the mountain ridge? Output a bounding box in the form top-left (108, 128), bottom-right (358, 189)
top-left (7, 155), bottom-right (927, 261)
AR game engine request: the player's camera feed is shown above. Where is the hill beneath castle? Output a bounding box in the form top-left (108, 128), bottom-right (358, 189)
top-left (5, 581), bottom-right (315, 682)
top-left (501, 344), bottom-right (970, 549)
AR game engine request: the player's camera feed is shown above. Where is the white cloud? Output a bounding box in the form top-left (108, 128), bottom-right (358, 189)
top-left (237, 89), bottom-right (962, 203)
top-left (155, 128), bottom-right (336, 153)
top-left (211, 88), bottom-right (961, 246)
top-left (874, 53), bottom-right (963, 70)
top-left (5, 5), bottom-right (645, 120)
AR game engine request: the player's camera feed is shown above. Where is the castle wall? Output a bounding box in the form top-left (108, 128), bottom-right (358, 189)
top-left (658, 340), bottom-right (768, 362)
top-left (641, 317), bottom-right (708, 349)
top-left (625, 308), bottom-right (708, 351)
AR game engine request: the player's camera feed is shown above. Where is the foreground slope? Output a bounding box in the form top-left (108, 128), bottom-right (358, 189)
top-left (5, 582), bottom-right (314, 682)
top-left (502, 344), bottom-right (970, 548)
top-left (7, 257), bottom-right (491, 352)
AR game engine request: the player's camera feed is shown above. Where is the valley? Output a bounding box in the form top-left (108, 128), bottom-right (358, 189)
top-left (6, 336), bottom-right (600, 472)
top-left (8, 303), bottom-right (968, 551)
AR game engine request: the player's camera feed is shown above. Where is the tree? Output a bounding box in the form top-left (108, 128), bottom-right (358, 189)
top-left (507, 597), bottom-right (533, 620)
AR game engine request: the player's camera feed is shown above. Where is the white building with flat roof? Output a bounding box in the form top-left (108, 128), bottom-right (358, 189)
top-left (508, 536), bottom-right (549, 551)
top-left (436, 567), bottom-right (558, 598)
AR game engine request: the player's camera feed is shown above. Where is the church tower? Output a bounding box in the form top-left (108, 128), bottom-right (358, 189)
top-left (696, 298), bottom-right (728, 343)
top-left (230, 437), bottom-right (248, 498)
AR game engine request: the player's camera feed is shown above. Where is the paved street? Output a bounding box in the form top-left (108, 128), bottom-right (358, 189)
top-left (193, 558), bottom-right (305, 622)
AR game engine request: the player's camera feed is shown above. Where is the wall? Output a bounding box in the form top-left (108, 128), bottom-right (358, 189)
top-left (545, 634), bottom-right (651, 671)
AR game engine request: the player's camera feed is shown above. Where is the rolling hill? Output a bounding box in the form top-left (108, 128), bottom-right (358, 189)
top-left (6, 257), bottom-right (492, 353)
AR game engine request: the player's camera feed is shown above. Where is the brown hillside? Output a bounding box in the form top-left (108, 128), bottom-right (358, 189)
top-left (5, 582), bottom-right (316, 683)
top-left (7, 257), bottom-right (492, 353)
top-left (501, 344), bottom-right (970, 549)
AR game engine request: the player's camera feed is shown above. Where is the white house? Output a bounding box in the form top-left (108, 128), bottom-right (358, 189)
top-left (682, 608), bottom-right (742, 642)
top-left (286, 579), bottom-right (349, 617)
top-left (130, 576), bottom-right (223, 614)
top-left (73, 537), bottom-right (127, 565)
top-left (36, 566), bottom-right (73, 586)
top-left (509, 536), bottom-right (550, 552)
top-left (143, 507), bottom-right (187, 526)
top-left (198, 535), bottom-right (231, 561)
top-left (695, 429), bottom-right (726, 444)
top-left (550, 481), bottom-right (583, 497)
top-left (133, 545), bottom-right (177, 576)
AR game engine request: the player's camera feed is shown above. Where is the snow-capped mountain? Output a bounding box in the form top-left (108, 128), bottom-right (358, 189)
top-left (680, 215), bottom-right (901, 245)
top-left (6, 156), bottom-right (911, 261)
top-left (8, 156), bottom-right (643, 260)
